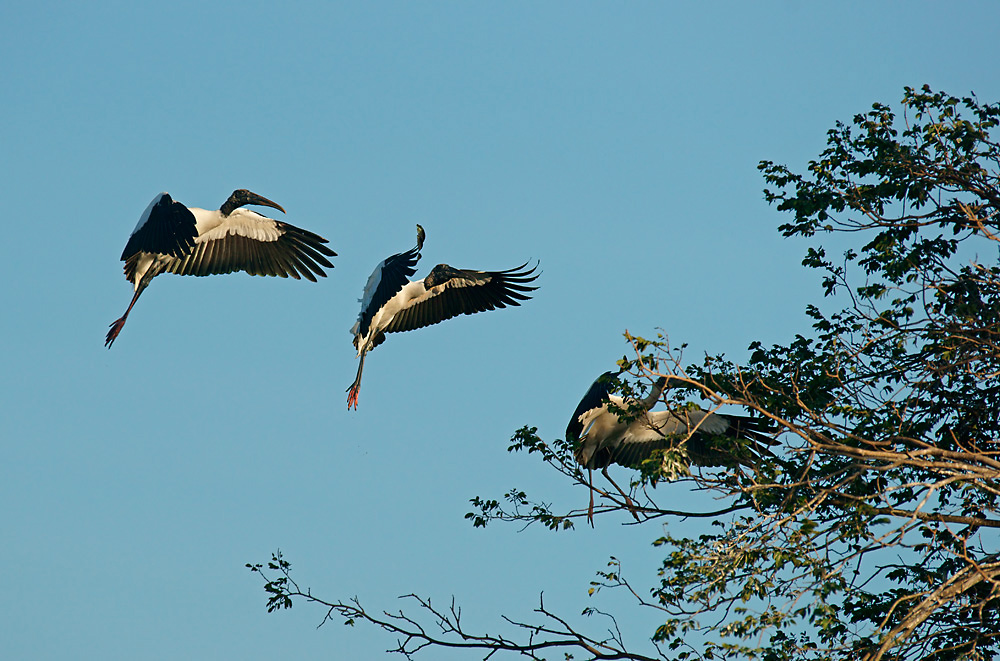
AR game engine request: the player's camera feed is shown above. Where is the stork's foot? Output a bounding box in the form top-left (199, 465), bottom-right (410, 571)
top-left (346, 383), bottom-right (361, 410)
top-left (106, 317), bottom-right (127, 348)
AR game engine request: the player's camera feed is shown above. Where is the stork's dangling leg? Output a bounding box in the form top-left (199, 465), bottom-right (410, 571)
top-left (346, 352), bottom-right (366, 410)
top-left (105, 288), bottom-right (144, 348)
top-left (587, 468), bottom-right (596, 527)
top-left (585, 467), bottom-right (640, 524)
top-left (601, 467), bottom-right (641, 522)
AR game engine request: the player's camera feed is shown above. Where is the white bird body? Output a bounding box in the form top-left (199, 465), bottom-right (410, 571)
top-left (351, 280), bottom-right (427, 354)
top-left (347, 225), bottom-right (539, 409)
top-left (107, 189), bottom-right (336, 347)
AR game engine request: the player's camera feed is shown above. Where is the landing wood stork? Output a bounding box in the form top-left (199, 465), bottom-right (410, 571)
top-left (106, 189), bottom-right (336, 347)
top-left (348, 225), bottom-right (539, 409)
top-left (567, 371), bottom-right (774, 523)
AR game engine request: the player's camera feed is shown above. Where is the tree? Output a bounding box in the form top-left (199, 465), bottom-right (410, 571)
top-left (248, 86), bottom-right (1000, 661)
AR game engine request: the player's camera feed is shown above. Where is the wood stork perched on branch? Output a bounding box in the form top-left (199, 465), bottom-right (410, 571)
top-left (348, 225), bottom-right (539, 409)
top-left (567, 371), bottom-right (774, 523)
top-left (106, 189), bottom-right (336, 347)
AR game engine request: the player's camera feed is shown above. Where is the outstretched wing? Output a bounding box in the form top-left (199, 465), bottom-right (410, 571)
top-left (162, 212), bottom-right (336, 281)
top-left (380, 262), bottom-right (539, 336)
top-left (121, 192), bottom-right (198, 263)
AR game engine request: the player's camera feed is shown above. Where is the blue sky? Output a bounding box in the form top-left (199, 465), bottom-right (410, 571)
top-left (2, 2), bottom-right (998, 658)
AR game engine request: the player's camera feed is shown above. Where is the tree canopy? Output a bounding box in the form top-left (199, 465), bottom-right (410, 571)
top-left (249, 86), bottom-right (1000, 661)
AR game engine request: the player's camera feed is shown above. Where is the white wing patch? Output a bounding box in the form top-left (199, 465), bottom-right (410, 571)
top-left (442, 274), bottom-right (490, 289)
top-left (637, 410), bottom-right (729, 441)
top-left (193, 209), bottom-right (283, 244)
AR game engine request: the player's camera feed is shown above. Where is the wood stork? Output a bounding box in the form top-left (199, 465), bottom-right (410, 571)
top-left (106, 189), bottom-right (336, 347)
top-left (567, 371), bottom-right (774, 523)
top-left (348, 225), bottom-right (539, 409)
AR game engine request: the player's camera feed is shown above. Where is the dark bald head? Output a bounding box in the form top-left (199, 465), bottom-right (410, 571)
top-left (220, 189), bottom-right (286, 216)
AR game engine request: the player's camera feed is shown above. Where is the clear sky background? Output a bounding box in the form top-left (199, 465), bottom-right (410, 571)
top-left (2, 2), bottom-right (998, 658)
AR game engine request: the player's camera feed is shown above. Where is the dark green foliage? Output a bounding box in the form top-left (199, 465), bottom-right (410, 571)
top-left (653, 86), bottom-right (1000, 661)
top-left (466, 87), bottom-right (1000, 661)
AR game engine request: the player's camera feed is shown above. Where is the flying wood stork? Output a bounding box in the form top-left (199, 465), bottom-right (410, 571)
top-left (347, 225), bottom-right (539, 409)
top-left (106, 189), bottom-right (336, 347)
top-left (567, 371), bottom-right (774, 523)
